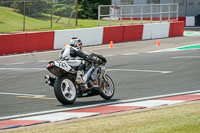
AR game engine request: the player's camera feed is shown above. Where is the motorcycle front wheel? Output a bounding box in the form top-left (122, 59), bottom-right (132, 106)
top-left (54, 76), bottom-right (77, 105)
top-left (99, 74), bottom-right (115, 100)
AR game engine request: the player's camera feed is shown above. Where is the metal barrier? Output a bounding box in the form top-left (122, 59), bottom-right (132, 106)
top-left (98, 3), bottom-right (179, 26)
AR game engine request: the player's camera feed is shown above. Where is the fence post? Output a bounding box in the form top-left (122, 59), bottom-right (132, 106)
top-left (75, 0), bottom-right (78, 26)
top-left (150, 4), bottom-right (153, 23)
top-left (120, 6), bottom-right (122, 25)
top-left (98, 5), bottom-right (101, 26)
top-left (176, 3), bottom-right (179, 21)
top-left (50, 0), bottom-right (53, 29)
top-left (140, 6), bottom-right (143, 24)
top-left (131, 6), bottom-right (133, 24)
top-left (109, 6), bottom-right (112, 26)
top-left (23, 0), bottom-right (26, 31)
top-left (160, 4), bottom-right (162, 23)
top-left (168, 4), bottom-right (171, 22)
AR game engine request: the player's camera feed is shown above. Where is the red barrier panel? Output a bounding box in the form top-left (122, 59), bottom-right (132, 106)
top-left (0, 33), bottom-right (26, 55)
top-left (102, 26), bottom-right (124, 44)
top-left (169, 21), bottom-right (184, 37)
top-left (123, 25), bottom-right (143, 42)
top-left (26, 31), bottom-right (54, 52)
top-left (178, 17), bottom-right (186, 26)
top-left (120, 17), bottom-right (176, 21)
top-left (0, 31), bottom-right (54, 55)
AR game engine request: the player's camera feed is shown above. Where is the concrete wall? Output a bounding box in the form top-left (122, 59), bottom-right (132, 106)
top-left (0, 32), bottom-right (54, 55)
top-left (0, 21), bottom-right (184, 55)
top-left (54, 27), bottom-right (104, 49)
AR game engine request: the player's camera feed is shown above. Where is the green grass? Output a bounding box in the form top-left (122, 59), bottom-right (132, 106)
top-left (0, 6), bottom-right (159, 33)
top-left (0, 6), bottom-right (59, 33)
top-left (6, 101), bottom-right (200, 133)
top-left (0, 6), bottom-right (101, 33)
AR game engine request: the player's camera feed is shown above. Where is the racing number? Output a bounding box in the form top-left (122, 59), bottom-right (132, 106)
top-left (58, 61), bottom-right (68, 68)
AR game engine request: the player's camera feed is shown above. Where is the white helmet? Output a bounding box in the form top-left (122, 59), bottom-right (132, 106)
top-left (70, 37), bottom-right (82, 50)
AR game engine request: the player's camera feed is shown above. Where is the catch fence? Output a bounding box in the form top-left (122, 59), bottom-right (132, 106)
top-left (0, 0), bottom-right (78, 33)
top-left (98, 3), bottom-right (179, 26)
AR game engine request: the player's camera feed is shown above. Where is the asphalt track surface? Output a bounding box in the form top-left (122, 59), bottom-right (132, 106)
top-left (0, 35), bottom-right (200, 118)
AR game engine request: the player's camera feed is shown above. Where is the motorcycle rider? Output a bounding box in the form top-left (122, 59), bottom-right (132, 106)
top-left (69, 37), bottom-right (100, 84)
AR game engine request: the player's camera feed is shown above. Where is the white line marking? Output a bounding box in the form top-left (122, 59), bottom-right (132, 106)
top-left (37, 60), bottom-right (50, 63)
top-left (14, 112), bottom-right (99, 122)
top-left (106, 69), bottom-right (172, 74)
top-left (0, 50), bottom-right (60, 59)
top-left (1, 90), bottom-right (200, 120)
top-left (0, 68), bottom-right (45, 71)
top-left (105, 55), bottom-right (115, 57)
top-left (147, 44), bottom-right (200, 53)
top-left (171, 56), bottom-right (200, 59)
top-left (0, 92), bottom-right (46, 97)
top-left (112, 100), bottom-right (185, 108)
top-left (120, 53), bottom-right (139, 56)
top-left (5, 62), bottom-right (25, 65)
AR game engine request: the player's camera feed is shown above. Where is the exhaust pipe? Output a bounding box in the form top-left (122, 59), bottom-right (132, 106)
top-left (44, 75), bottom-right (55, 87)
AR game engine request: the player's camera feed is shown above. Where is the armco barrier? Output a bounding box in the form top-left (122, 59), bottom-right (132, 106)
top-left (54, 27), bottom-right (103, 49)
top-left (102, 26), bottom-right (124, 44)
top-left (151, 23), bottom-right (170, 39)
top-left (123, 25), bottom-right (143, 42)
top-left (169, 21), bottom-right (184, 37)
top-left (0, 31), bottom-right (54, 55)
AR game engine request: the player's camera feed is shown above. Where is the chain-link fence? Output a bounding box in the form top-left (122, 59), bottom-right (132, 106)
top-left (0, 0), bottom-right (78, 33)
top-left (98, 3), bottom-right (179, 26)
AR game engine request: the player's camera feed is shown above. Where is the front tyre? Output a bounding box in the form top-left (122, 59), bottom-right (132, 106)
top-left (100, 74), bottom-right (115, 100)
top-left (54, 77), bottom-right (77, 105)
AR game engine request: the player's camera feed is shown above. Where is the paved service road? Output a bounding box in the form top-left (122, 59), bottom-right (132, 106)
top-left (0, 35), bottom-right (200, 118)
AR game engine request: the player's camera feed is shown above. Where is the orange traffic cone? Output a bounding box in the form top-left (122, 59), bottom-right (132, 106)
top-left (64, 42), bottom-right (67, 47)
top-left (109, 41), bottom-right (113, 48)
top-left (157, 39), bottom-right (160, 46)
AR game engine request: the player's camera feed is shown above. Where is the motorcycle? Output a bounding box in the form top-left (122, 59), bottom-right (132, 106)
top-left (44, 44), bottom-right (115, 105)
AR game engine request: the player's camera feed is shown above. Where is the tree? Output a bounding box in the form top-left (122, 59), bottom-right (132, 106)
top-left (11, 0), bottom-right (50, 17)
top-left (0, 0), bottom-right (13, 7)
top-left (53, 0), bottom-right (74, 17)
top-left (78, 0), bottom-right (111, 19)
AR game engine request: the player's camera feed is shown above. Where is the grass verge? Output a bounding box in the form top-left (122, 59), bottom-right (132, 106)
top-left (4, 101), bottom-right (200, 133)
top-left (0, 6), bottom-right (161, 33)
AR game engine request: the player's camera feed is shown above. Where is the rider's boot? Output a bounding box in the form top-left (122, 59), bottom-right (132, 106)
top-left (76, 70), bottom-right (85, 84)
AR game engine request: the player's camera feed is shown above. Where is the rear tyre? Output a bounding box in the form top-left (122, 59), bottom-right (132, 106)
top-left (54, 76), bottom-right (77, 105)
top-left (100, 74), bottom-right (115, 100)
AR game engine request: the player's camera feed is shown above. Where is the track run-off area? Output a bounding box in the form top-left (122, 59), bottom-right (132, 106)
top-left (0, 32), bottom-right (200, 129)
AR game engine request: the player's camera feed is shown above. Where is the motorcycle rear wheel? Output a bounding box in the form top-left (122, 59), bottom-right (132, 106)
top-left (54, 76), bottom-right (77, 105)
top-left (100, 74), bottom-right (115, 100)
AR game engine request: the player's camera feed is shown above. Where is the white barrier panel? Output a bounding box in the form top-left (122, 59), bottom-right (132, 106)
top-left (142, 24), bottom-right (153, 40)
top-left (151, 23), bottom-right (170, 39)
top-left (142, 23), bottom-right (170, 40)
top-left (54, 27), bottom-right (104, 49)
top-left (186, 16), bottom-right (195, 27)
